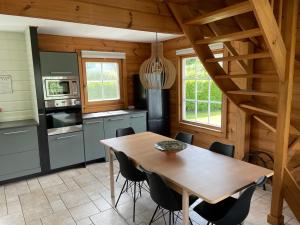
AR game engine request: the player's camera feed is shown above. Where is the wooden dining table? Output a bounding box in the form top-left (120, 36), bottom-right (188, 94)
top-left (101, 132), bottom-right (273, 225)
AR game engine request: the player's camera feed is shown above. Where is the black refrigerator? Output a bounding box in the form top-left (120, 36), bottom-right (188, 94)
top-left (133, 74), bottom-right (169, 136)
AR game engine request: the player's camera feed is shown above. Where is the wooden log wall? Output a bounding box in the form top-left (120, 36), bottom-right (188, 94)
top-left (38, 34), bottom-right (150, 108)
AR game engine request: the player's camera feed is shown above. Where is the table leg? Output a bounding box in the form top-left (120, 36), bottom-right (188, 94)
top-left (182, 189), bottom-right (189, 225)
top-left (108, 147), bottom-right (115, 204)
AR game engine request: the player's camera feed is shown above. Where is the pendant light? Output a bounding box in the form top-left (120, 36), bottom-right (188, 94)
top-left (139, 33), bottom-right (176, 89)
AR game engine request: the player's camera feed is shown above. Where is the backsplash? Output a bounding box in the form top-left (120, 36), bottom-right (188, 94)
top-left (0, 31), bottom-right (37, 122)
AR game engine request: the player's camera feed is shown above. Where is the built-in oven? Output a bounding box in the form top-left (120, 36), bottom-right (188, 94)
top-left (46, 103), bottom-right (83, 136)
top-left (42, 76), bottom-right (80, 101)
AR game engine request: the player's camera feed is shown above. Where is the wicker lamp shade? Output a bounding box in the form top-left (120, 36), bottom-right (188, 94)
top-left (139, 42), bottom-right (176, 89)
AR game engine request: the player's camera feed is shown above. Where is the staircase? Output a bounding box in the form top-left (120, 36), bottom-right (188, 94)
top-left (166, 0), bottom-right (300, 224)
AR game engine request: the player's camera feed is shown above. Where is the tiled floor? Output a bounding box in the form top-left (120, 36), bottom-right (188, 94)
top-left (0, 162), bottom-right (298, 225)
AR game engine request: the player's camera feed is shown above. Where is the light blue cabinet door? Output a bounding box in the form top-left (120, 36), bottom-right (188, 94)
top-left (83, 119), bottom-right (105, 161)
top-left (40, 52), bottom-right (79, 76)
top-left (104, 115), bottom-right (130, 138)
top-left (48, 131), bottom-right (85, 169)
top-left (129, 113), bottom-right (147, 133)
top-left (0, 126), bottom-right (38, 155)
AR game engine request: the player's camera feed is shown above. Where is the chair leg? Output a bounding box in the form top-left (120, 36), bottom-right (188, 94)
top-left (116, 170), bottom-right (121, 182)
top-left (149, 205), bottom-right (159, 225)
top-left (115, 180), bottom-right (127, 208)
top-left (133, 182), bottom-right (136, 222)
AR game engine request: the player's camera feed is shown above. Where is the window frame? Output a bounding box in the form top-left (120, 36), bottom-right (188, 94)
top-left (178, 52), bottom-right (227, 137)
top-left (80, 57), bottom-right (126, 113)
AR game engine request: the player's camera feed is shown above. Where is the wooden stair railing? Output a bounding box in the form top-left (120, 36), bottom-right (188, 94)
top-left (166, 0), bottom-right (299, 224)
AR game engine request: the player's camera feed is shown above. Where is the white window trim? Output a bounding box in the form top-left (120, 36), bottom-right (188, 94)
top-left (81, 50), bottom-right (126, 59)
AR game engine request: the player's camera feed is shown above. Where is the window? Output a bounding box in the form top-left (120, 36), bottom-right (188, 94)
top-left (81, 58), bottom-right (124, 113)
top-left (181, 55), bottom-right (224, 128)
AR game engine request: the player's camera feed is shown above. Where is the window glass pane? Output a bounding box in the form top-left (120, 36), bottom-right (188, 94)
top-left (185, 80), bottom-right (196, 100)
top-left (210, 82), bottom-right (222, 101)
top-left (182, 55), bottom-right (223, 128)
top-left (197, 80), bottom-right (208, 101)
top-left (184, 101), bottom-right (196, 122)
top-left (197, 102), bottom-right (209, 124)
top-left (209, 103), bottom-right (222, 126)
top-left (85, 61), bottom-right (120, 102)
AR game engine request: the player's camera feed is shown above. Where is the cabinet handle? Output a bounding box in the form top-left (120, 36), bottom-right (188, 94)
top-left (85, 121), bottom-right (103, 125)
top-left (130, 115), bottom-right (145, 118)
top-left (108, 118), bottom-right (123, 121)
top-left (3, 130), bottom-right (29, 135)
top-left (56, 134), bottom-right (77, 140)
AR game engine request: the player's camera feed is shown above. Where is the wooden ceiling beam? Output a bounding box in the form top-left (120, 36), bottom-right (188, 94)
top-left (195, 28), bottom-right (261, 44)
top-left (184, 1), bottom-right (252, 25)
top-left (0, 0), bottom-right (182, 34)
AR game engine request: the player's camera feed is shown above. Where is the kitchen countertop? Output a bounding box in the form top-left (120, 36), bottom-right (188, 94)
top-left (82, 109), bottom-right (147, 120)
top-left (0, 119), bottom-right (38, 130)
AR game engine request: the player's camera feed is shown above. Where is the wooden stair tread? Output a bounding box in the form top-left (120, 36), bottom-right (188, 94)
top-left (206, 52), bottom-right (270, 62)
top-left (215, 74), bottom-right (277, 79)
top-left (227, 90), bottom-right (278, 98)
top-left (195, 28), bottom-right (261, 45)
top-left (184, 1), bottom-right (252, 25)
top-left (239, 102), bottom-right (278, 117)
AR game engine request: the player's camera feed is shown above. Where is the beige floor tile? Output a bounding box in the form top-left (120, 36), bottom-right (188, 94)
top-left (43, 183), bottom-right (69, 202)
top-left (41, 209), bottom-right (76, 225)
top-left (60, 189), bottom-right (91, 208)
top-left (38, 174), bottom-right (64, 189)
top-left (75, 217), bottom-right (94, 225)
top-left (92, 197), bottom-right (112, 212)
top-left (90, 209), bottom-right (127, 225)
top-left (69, 202), bottom-right (99, 221)
top-left (0, 213), bottom-right (25, 225)
top-left (27, 179), bottom-right (43, 193)
top-left (7, 199), bottom-right (22, 215)
top-left (73, 174), bottom-right (99, 188)
top-left (49, 199), bottom-right (67, 212)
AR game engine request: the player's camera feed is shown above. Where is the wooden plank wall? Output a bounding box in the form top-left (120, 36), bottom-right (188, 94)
top-left (38, 34), bottom-right (150, 107)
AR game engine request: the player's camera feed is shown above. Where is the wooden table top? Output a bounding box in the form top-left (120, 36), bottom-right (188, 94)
top-left (101, 132), bottom-right (273, 204)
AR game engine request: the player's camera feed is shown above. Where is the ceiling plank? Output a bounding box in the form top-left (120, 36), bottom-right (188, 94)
top-left (0, 0), bottom-right (182, 34)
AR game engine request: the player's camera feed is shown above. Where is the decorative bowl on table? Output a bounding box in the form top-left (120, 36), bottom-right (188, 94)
top-left (154, 140), bottom-right (187, 156)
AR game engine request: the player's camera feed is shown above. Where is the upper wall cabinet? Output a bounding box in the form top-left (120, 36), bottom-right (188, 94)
top-left (40, 52), bottom-right (79, 77)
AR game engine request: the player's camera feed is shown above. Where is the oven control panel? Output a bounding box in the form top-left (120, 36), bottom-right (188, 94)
top-left (45, 99), bottom-right (81, 108)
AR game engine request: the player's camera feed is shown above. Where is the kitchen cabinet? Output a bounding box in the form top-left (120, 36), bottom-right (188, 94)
top-left (0, 124), bottom-right (41, 181)
top-left (48, 131), bottom-right (85, 169)
top-left (129, 112), bottom-right (147, 133)
top-left (40, 52), bottom-right (79, 77)
top-left (83, 118), bottom-right (105, 161)
top-left (104, 115), bottom-right (130, 138)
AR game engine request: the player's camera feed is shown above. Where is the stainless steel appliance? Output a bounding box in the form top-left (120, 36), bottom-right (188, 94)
top-left (42, 76), bottom-right (79, 101)
top-left (46, 105), bottom-right (83, 136)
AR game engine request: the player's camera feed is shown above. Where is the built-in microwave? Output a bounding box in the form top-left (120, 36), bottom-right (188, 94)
top-left (42, 76), bottom-right (80, 100)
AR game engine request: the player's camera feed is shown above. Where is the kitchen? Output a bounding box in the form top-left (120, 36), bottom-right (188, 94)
top-left (0, 16), bottom-right (171, 182)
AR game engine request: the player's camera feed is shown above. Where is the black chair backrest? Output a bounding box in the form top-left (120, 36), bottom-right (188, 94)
top-left (116, 127), bottom-right (135, 137)
top-left (114, 151), bottom-right (145, 181)
top-left (142, 169), bottom-right (181, 211)
top-left (216, 176), bottom-right (267, 225)
top-left (209, 141), bottom-right (235, 158)
top-left (175, 132), bottom-right (193, 144)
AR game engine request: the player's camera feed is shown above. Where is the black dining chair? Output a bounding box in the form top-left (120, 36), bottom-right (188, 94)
top-left (175, 131), bottom-right (193, 144)
top-left (115, 127), bottom-right (135, 181)
top-left (141, 167), bottom-right (197, 225)
top-left (209, 141), bottom-right (235, 158)
top-left (114, 151), bottom-right (147, 222)
top-left (193, 176), bottom-right (267, 225)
